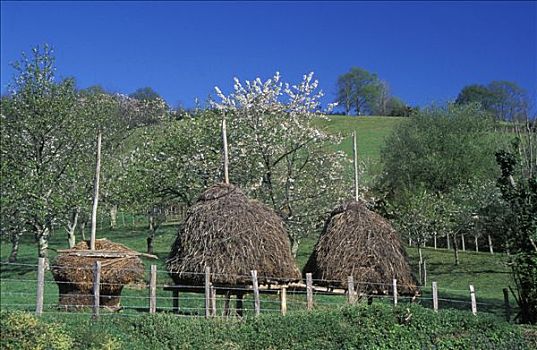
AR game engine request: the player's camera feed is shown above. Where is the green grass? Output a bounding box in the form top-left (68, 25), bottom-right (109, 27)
top-left (314, 115), bottom-right (405, 160)
top-left (0, 219), bottom-right (516, 320)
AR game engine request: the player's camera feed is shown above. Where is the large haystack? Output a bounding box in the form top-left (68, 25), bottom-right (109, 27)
top-left (166, 183), bottom-right (301, 286)
top-left (303, 200), bottom-right (418, 296)
top-left (51, 239), bottom-right (144, 310)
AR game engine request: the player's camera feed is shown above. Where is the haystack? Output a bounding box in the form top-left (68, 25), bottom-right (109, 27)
top-left (303, 200), bottom-right (418, 296)
top-left (166, 183), bottom-right (301, 287)
top-left (51, 239), bottom-right (144, 310)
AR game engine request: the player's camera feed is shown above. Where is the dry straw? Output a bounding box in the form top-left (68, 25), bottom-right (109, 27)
top-left (166, 183), bottom-right (301, 287)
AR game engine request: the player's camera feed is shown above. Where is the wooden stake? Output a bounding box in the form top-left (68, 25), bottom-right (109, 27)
top-left (205, 267), bottom-right (211, 318)
top-left (280, 287), bottom-right (287, 316)
top-left (347, 276), bottom-right (355, 304)
top-left (423, 260), bottom-right (427, 286)
top-left (90, 131), bottom-right (102, 251)
top-left (306, 273), bottom-right (313, 310)
top-left (434, 234), bottom-right (437, 250)
top-left (469, 285), bottom-right (477, 315)
top-left (35, 257), bottom-right (45, 316)
top-left (488, 235), bottom-right (494, 254)
top-left (503, 288), bottom-right (511, 322)
top-left (149, 265), bottom-right (157, 313)
top-left (392, 278), bottom-right (398, 306)
top-left (432, 281), bottom-right (438, 312)
top-left (352, 131), bottom-right (359, 201)
top-left (475, 235), bottom-right (479, 252)
top-left (222, 116), bottom-right (229, 185)
top-left (93, 261), bottom-right (101, 319)
top-left (251, 270), bottom-right (260, 316)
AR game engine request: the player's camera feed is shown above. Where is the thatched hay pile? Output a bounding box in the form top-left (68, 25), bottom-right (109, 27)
top-left (303, 200), bottom-right (418, 296)
top-left (51, 239), bottom-right (144, 310)
top-left (166, 183), bottom-right (301, 286)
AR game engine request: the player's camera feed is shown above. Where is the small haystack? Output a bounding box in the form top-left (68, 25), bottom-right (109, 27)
top-left (166, 183), bottom-right (301, 286)
top-left (303, 200), bottom-right (418, 296)
top-left (51, 239), bottom-right (145, 310)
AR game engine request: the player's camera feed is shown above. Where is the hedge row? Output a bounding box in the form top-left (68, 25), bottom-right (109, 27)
top-left (2, 304), bottom-right (534, 349)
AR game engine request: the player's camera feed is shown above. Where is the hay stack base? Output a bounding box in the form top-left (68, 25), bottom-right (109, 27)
top-left (166, 183), bottom-right (301, 288)
top-left (304, 200), bottom-right (418, 296)
top-left (51, 239), bottom-right (144, 311)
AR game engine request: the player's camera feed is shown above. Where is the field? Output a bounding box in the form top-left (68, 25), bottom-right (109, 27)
top-left (1, 115), bottom-right (532, 349)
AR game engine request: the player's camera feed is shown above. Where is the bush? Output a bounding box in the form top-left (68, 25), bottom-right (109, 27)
top-left (2, 305), bottom-right (531, 349)
top-left (0, 311), bottom-right (73, 350)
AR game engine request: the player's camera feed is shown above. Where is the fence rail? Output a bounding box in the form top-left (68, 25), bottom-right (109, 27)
top-left (0, 259), bottom-right (514, 321)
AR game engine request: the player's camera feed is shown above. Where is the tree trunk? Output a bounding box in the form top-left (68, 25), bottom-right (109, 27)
top-left (447, 234), bottom-right (451, 250)
top-left (67, 208), bottom-right (79, 249)
top-left (36, 226), bottom-right (50, 265)
top-left (8, 233), bottom-right (21, 263)
top-left (488, 234), bottom-right (494, 254)
top-left (453, 234), bottom-right (460, 265)
top-left (147, 215), bottom-right (156, 254)
top-left (110, 204), bottom-right (118, 229)
top-left (90, 131), bottom-right (102, 250)
top-left (79, 220), bottom-right (86, 241)
top-left (418, 245), bottom-right (423, 264)
top-left (290, 237), bottom-right (300, 258)
top-left (433, 234), bottom-right (437, 250)
top-left (461, 234), bottom-right (466, 251)
top-left (474, 235), bottom-right (479, 252)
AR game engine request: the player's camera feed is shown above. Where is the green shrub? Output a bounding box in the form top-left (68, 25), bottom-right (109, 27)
top-left (0, 311), bottom-right (73, 350)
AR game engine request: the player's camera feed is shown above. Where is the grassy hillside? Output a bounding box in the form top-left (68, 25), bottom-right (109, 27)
top-left (314, 115), bottom-right (405, 160)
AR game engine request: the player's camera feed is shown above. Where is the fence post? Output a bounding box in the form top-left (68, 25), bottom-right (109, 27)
top-left (418, 261), bottom-right (422, 286)
top-left (251, 270), bottom-right (260, 316)
top-left (93, 261), bottom-right (101, 319)
top-left (280, 287), bottom-right (287, 316)
top-left (392, 278), bottom-right (398, 306)
top-left (469, 285), bottom-right (477, 315)
top-left (423, 260), bottom-right (427, 286)
top-left (35, 257), bottom-right (45, 316)
top-left (347, 276), bottom-right (355, 304)
top-left (306, 273), bottom-right (313, 310)
top-left (503, 288), bottom-right (511, 322)
top-left (432, 281), bottom-right (438, 312)
top-left (149, 265), bottom-right (157, 313)
top-left (205, 267), bottom-right (211, 318)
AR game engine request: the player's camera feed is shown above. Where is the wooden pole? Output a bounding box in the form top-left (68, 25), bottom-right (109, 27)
top-left (474, 235), bottom-right (479, 252)
top-left (280, 287), bottom-right (287, 316)
top-left (434, 234), bottom-right (437, 250)
top-left (461, 234), bottom-right (466, 251)
top-left (392, 278), bottom-right (398, 306)
top-left (347, 276), bottom-right (355, 304)
top-left (251, 270), bottom-right (260, 316)
top-left (423, 260), bottom-right (427, 286)
top-left (222, 117), bottom-right (229, 185)
top-left (432, 281), bottom-right (438, 312)
top-left (352, 131), bottom-right (359, 201)
top-left (418, 261), bottom-right (422, 286)
top-left (306, 273), bottom-right (313, 310)
top-left (149, 265), bottom-right (157, 313)
top-left (205, 267), bottom-right (211, 318)
top-left (469, 285), bottom-right (477, 315)
top-left (503, 288), bottom-right (511, 322)
top-left (93, 261), bottom-right (101, 319)
top-left (35, 257), bottom-right (45, 316)
top-left (90, 131), bottom-right (102, 251)
top-left (488, 235), bottom-right (494, 254)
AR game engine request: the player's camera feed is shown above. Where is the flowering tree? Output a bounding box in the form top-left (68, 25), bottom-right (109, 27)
top-left (0, 46), bottom-right (88, 262)
top-left (213, 72), bottom-right (350, 255)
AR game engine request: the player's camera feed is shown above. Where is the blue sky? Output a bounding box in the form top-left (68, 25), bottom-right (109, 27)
top-left (1, 1), bottom-right (536, 110)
